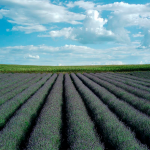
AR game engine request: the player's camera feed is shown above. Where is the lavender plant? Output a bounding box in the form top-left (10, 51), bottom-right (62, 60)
top-left (86, 73), bottom-right (150, 117)
top-left (78, 73), bottom-right (150, 148)
top-left (92, 73), bottom-right (150, 101)
top-left (112, 72), bottom-right (150, 84)
top-left (64, 73), bottom-right (104, 150)
top-left (0, 73), bottom-right (37, 96)
top-left (0, 73), bottom-right (31, 90)
top-left (0, 74), bottom-right (57, 150)
top-left (26, 73), bottom-right (63, 150)
top-left (0, 73), bottom-right (52, 129)
top-left (0, 74), bottom-right (45, 105)
top-left (95, 73), bottom-right (150, 93)
top-left (70, 73), bottom-right (148, 150)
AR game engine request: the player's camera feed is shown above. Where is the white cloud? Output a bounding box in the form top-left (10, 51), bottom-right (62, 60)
top-left (132, 32), bottom-right (144, 37)
top-left (28, 54), bottom-right (39, 59)
top-left (12, 25), bottom-right (47, 34)
top-left (105, 61), bottom-right (123, 65)
top-left (6, 29), bottom-right (10, 32)
top-left (140, 61), bottom-right (143, 64)
top-left (95, 2), bottom-right (150, 45)
top-left (66, 0), bottom-right (96, 10)
top-left (1, 44), bottom-right (150, 65)
top-left (0, 0), bottom-right (85, 33)
top-left (40, 10), bottom-right (116, 44)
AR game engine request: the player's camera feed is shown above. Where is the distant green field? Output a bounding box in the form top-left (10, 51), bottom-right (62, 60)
top-left (0, 64), bottom-right (150, 73)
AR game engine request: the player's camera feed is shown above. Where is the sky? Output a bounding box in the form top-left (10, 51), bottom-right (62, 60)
top-left (0, 0), bottom-right (150, 66)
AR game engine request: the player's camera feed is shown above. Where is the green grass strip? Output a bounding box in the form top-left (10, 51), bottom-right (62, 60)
top-left (1, 64), bottom-right (150, 73)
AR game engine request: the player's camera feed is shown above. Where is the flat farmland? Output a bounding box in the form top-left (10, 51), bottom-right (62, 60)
top-left (0, 72), bottom-right (150, 150)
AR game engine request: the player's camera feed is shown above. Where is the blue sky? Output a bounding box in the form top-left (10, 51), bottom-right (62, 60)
top-left (0, 0), bottom-right (150, 66)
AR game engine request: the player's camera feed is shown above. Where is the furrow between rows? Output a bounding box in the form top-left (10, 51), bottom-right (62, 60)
top-left (0, 73), bottom-right (52, 130)
top-left (71, 73), bottom-right (148, 150)
top-left (110, 72), bottom-right (150, 85)
top-left (0, 74), bottom-right (46, 106)
top-left (64, 73), bottom-right (104, 150)
top-left (94, 73), bottom-right (150, 101)
top-left (26, 73), bottom-right (63, 150)
top-left (84, 73), bottom-right (150, 117)
top-left (0, 73), bottom-right (31, 90)
top-left (79, 73), bottom-right (150, 148)
top-left (0, 73), bottom-right (38, 97)
top-left (0, 73), bottom-right (57, 150)
top-left (96, 73), bottom-right (150, 93)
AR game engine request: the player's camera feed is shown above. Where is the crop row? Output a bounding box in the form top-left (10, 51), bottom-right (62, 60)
top-left (112, 72), bottom-right (150, 84)
top-left (122, 71), bottom-right (150, 80)
top-left (92, 73), bottom-right (150, 101)
top-left (71, 73), bottom-right (148, 150)
top-left (0, 73), bottom-right (52, 129)
top-left (0, 73), bottom-right (37, 97)
top-left (98, 73), bottom-right (150, 93)
top-left (81, 73), bottom-right (150, 148)
top-left (0, 74), bottom-right (45, 105)
top-left (104, 72), bottom-right (150, 87)
top-left (0, 74), bottom-right (57, 149)
top-left (87, 73), bottom-right (150, 117)
top-left (26, 73), bottom-right (63, 150)
top-left (0, 73), bottom-right (150, 149)
top-left (0, 73), bottom-right (32, 90)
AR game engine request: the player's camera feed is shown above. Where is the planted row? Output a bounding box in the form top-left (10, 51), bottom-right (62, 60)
top-left (26, 73), bottom-right (63, 150)
top-left (93, 73), bottom-right (150, 101)
top-left (0, 74), bottom-right (57, 150)
top-left (0, 73), bottom-right (12, 80)
top-left (86, 73), bottom-right (150, 117)
top-left (100, 72), bottom-right (150, 87)
top-left (81, 73), bottom-right (150, 148)
top-left (0, 73), bottom-right (37, 97)
top-left (98, 73), bottom-right (150, 93)
top-left (70, 73), bottom-right (147, 150)
top-left (64, 73), bottom-right (104, 150)
top-left (0, 73), bottom-right (52, 129)
top-left (0, 74), bottom-right (45, 105)
top-left (113, 72), bottom-right (150, 84)
top-left (124, 71), bottom-right (150, 79)
top-left (0, 73), bottom-right (31, 90)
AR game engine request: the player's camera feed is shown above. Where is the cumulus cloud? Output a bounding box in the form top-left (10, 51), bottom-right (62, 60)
top-left (40, 10), bottom-right (116, 44)
top-left (0, 0), bottom-right (85, 33)
top-left (96, 2), bottom-right (150, 45)
top-left (28, 54), bottom-right (40, 59)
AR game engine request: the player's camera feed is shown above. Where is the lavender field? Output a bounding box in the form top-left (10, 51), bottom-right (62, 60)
top-left (0, 72), bottom-right (150, 150)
